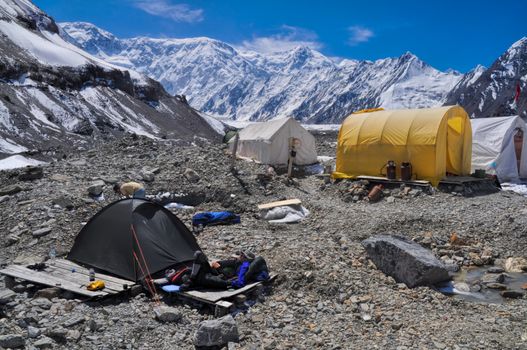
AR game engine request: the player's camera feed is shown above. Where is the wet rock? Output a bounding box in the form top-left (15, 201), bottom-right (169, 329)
top-left (481, 273), bottom-right (505, 284)
top-left (362, 235), bottom-right (450, 287)
top-left (500, 290), bottom-right (525, 299)
top-left (153, 306), bottom-right (181, 323)
top-left (485, 283), bottom-right (507, 290)
top-left (32, 227), bottom-right (52, 238)
top-left (0, 185), bottom-right (22, 195)
top-left (184, 168), bottom-right (200, 183)
top-left (18, 166), bottom-right (44, 181)
top-left (503, 257), bottom-right (527, 273)
top-left (194, 315), bottom-right (239, 348)
top-left (0, 334), bottom-right (24, 348)
top-left (487, 266), bottom-right (504, 274)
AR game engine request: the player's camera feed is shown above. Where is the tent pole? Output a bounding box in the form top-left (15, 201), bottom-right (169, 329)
top-left (287, 137), bottom-right (295, 178)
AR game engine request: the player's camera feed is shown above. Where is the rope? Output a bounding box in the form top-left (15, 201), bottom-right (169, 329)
top-left (131, 225), bottom-right (160, 304)
top-left (132, 251), bottom-right (159, 303)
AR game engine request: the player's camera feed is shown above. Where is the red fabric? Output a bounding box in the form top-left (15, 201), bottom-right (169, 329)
top-left (515, 83), bottom-right (521, 103)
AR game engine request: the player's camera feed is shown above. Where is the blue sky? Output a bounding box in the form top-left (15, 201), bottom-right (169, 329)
top-left (34, 0), bottom-right (526, 73)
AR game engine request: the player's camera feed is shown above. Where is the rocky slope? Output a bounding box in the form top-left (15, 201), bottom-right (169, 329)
top-left (60, 22), bottom-right (462, 124)
top-left (444, 37), bottom-right (527, 119)
top-left (0, 0), bottom-right (220, 158)
top-left (0, 133), bottom-right (526, 349)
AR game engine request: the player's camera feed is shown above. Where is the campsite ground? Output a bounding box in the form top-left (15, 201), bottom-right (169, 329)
top-left (0, 132), bottom-right (526, 349)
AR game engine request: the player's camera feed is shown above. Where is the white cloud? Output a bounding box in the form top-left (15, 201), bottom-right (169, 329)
top-left (347, 26), bottom-right (374, 46)
top-left (239, 25), bottom-right (323, 54)
top-left (133, 0), bottom-right (203, 23)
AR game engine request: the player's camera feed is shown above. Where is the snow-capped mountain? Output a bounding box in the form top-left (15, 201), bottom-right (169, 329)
top-left (61, 22), bottom-right (463, 124)
top-left (444, 37), bottom-right (527, 119)
top-left (0, 0), bottom-right (220, 157)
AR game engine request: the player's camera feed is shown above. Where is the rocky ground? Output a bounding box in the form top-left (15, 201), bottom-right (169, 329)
top-left (0, 131), bottom-right (526, 349)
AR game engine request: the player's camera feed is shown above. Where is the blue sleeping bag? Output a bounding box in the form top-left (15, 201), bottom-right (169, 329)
top-left (192, 211), bottom-right (241, 227)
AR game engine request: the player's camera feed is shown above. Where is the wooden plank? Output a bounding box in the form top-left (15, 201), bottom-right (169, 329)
top-left (357, 175), bottom-right (430, 185)
top-left (44, 265), bottom-right (123, 293)
top-left (0, 265), bottom-right (106, 298)
top-left (258, 199), bottom-right (301, 210)
top-left (182, 274), bottom-right (277, 303)
top-left (54, 259), bottom-right (134, 286)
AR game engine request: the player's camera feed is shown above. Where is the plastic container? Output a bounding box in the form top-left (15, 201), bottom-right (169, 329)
top-left (401, 162), bottom-right (412, 181)
top-left (386, 161), bottom-right (396, 180)
top-left (89, 268), bottom-right (95, 282)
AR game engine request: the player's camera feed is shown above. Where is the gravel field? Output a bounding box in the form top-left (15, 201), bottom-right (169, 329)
top-left (0, 133), bottom-right (526, 349)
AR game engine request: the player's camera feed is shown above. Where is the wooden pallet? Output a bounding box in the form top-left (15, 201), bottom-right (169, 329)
top-left (161, 274), bottom-right (277, 316)
top-left (0, 259), bottom-right (135, 298)
top-left (356, 175), bottom-right (431, 186)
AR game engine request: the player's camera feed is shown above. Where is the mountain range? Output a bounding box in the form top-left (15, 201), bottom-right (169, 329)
top-left (0, 0), bottom-right (220, 158)
top-left (60, 21), bottom-right (526, 123)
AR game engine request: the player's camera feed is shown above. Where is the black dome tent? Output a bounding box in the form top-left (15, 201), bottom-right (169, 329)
top-left (68, 198), bottom-right (201, 282)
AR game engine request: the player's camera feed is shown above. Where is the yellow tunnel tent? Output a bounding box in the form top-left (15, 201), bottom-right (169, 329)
top-left (334, 106), bottom-right (472, 186)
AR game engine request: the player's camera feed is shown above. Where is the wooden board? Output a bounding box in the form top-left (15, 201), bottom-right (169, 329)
top-left (357, 175), bottom-right (430, 185)
top-left (180, 274), bottom-right (277, 304)
top-left (0, 265), bottom-right (106, 298)
top-left (0, 259), bottom-right (136, 298)
top-left (257, 199), bottom-right (301, 210)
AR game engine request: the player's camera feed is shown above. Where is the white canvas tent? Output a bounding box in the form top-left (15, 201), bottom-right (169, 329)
top-left (229, 118), bottom-right (317, 165)
top-left (471, 116), bottom-right (527, 181)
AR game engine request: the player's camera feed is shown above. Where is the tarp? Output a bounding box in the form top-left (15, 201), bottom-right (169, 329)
top-left (229, 117), bottom-right (318, 165)
top-left (334, 106), bottom-right (472, 186)
top-left (68, 199), bottom-right (200, 282)
top-left (192, 211), bottom-right (241, 227)
top-left (471, 116), bottom-right (527, 181)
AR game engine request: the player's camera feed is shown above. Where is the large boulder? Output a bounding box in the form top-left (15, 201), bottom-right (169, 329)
top-left (362, 235), bottom-right (450, 288)
top-left (193, 315), bottom-right (239, 348)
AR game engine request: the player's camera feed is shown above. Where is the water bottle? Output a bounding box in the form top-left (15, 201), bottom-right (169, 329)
top-left (89, 268), bottom-right (95, 282)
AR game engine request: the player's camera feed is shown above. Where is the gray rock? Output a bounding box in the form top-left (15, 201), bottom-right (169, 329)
top-left (0, 185), bottom-right (22, 196)
top-left (153, 306), bottom-right (181, 323)
top-left (46, 327), bottom-right (68, 343)
top-left (0, 288), bottom-right (16, 304)
top-left (141, 171), bottom-right (155, 182)
top-left (33, 336), bottom-right (54, 349)
top-left (386, 196), bottom-right (395, 203)
top-left (32, 227), bottom-right (52, 238)
top-left (0, 334), bottom-right (25, 348)
top-left (34, 287), bottom-right (61, 299)
top-left (194, 315), bottom-right (239, 347)
top-left (486, 283), bottom-right (507, 290)
top-left (87, 319), bottom-right (100, 332)
top-left (0, 195), bottom-right (9, 203)
top-left (63, 316), bottom-right (85, 327)
top-left (28, 326), bottom-right (42, 338)
top-left (51, 197), bottom-right (74, 210)
top-left (184, 168), bottom-right (200, 183)
top-left (481, 273), bottom-right (505, 284)
top-left (487, 266), bottom-right (505, 273)
top-left (18, 166), bottom-right (44, 181)
top-left (87, 180), bottom-right (105, 196)
top-left (500, 290), bottom-right (525, 299)
top-left (6, 234), bottom-right (20, 246)
top-left (31, 298), bottom-right (53, 310)
top-left (361, 235), bottom-right (450, 288)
